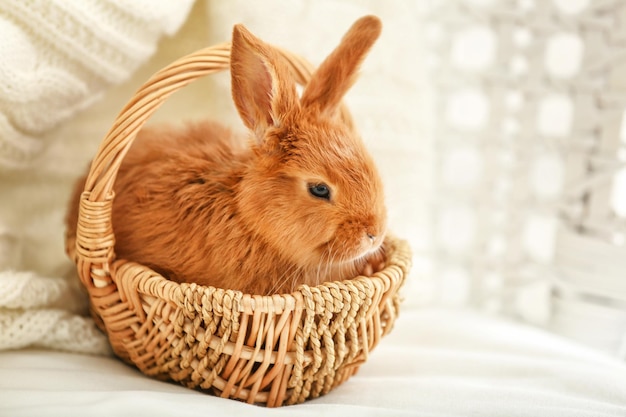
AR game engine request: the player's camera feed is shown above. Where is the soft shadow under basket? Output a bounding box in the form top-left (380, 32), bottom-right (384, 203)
top-left (67, 41), bottom-right (412, 407)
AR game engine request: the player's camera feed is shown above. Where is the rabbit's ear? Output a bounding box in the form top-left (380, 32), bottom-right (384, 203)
top-left (231, 24), bottom-right (299, 141)
top-left (301, 15), bottom-right (381, 116)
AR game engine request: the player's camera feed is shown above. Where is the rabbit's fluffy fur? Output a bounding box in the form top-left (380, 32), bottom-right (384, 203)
top-left (66, 16), bottom-right (387, 295)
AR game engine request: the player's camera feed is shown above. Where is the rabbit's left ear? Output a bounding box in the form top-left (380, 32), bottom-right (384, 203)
top-left (230, 24), bottom-right (299, 141)
top-left (300, 15), bottom-right (382, 116)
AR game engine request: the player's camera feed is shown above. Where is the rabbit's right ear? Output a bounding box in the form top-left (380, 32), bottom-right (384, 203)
top-left (301, 16), bottom-right (382, 117)
top-left (231, 24), bottom-right (299, 141)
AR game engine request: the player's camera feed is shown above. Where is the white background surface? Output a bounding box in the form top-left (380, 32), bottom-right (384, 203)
top-left (2, 309), bottom-right (626, 417)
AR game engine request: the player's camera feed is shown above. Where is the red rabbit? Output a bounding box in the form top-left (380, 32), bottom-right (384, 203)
top-left (67, 16), bottom-right (387, 295)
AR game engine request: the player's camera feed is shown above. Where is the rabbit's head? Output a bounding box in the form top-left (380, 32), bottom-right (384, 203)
top-left (232, 16), bottom-right (387, 275)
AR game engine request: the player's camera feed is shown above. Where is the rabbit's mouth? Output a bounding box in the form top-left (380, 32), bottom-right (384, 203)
top-left (354, 232), bottom-right (385, 259)
top-left (304, 237), bottom-right (386, 286)
top-left (315, 235), bottom-right (384, 267)
top-left (355, 240), bottom-right (385, 264)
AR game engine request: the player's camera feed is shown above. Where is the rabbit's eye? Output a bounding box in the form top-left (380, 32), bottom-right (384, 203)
top-left (308, 183), bottom-right (331, 201)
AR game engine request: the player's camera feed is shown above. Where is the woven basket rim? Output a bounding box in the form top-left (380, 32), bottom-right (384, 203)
top-left (108, 234), bottom-right (411, 314)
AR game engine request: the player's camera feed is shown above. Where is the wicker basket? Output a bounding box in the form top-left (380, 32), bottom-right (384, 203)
top-left (67, 42), bottom-right (412, 407)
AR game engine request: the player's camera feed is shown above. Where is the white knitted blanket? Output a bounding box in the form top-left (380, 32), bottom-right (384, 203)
top-left (0, 0), bottom-right (194, 354)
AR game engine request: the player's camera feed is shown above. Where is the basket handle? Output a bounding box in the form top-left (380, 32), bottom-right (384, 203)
top-left (74, 42), bottom-right (352, 287)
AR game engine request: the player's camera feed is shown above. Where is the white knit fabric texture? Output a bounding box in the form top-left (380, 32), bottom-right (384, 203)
top-left (0, 0), bottom-right (194, 170)
top-left (0, 271), bottom-right (110, 353)
top-left (0, 0), bottom-right (194, 354)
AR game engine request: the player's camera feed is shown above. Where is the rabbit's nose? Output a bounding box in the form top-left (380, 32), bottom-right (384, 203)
top-left (365, 230), bottom-right (383, 248)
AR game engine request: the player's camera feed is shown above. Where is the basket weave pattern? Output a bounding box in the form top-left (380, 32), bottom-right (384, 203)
top-left (68, 43), bottom-right (412, 407)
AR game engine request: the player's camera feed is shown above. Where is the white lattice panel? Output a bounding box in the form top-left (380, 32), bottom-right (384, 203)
top-left (420, 0), bottom-right (626, 358)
